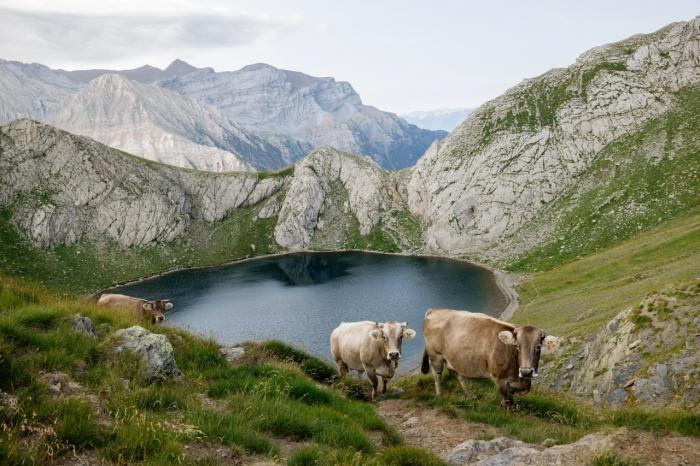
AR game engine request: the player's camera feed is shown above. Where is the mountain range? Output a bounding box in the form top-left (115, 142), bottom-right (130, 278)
top-left (0, 58), bottom-right (445, 171)
top-left (2, 16), bottom-right (697, 266)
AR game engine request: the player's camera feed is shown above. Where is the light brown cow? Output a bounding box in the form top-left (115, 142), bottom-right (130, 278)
top-left (330, 320), bottom-right (416, 399)
top-left (421, 308), bottom-right (559, 408)
top-left (97, 293), bottom-right (173, 323)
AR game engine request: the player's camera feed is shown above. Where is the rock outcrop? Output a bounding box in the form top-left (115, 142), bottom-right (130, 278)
top-left (541, 280), bottom-right (700, 407)
top-left (112, 326), bottom-right (179, 382)
top-left (71, 314), bottom-right (97, 339)
top-left (447, 434), bottom-right (614, 466)
top-left (408, 17), bottom-right (700, 257)
top-left (274, 148), bottom-right (388, 249)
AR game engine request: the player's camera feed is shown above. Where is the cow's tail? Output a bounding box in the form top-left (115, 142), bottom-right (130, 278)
top-left (421, 350), bottom-right (430, 374)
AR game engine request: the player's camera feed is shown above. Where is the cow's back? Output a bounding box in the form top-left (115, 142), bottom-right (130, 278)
top-left (330, 321), bottom-right (375, 371)
top-left (424, 308), bottom-right (513, 378)
top-left (97, 293), bottom-right (143, 312)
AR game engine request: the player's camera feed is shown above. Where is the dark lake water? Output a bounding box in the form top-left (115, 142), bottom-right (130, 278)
top-left (109, 252), bottom-right (506, 370)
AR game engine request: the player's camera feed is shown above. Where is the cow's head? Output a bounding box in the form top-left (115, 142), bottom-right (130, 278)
top-left (369, 321), bottom-right (416, 368)
top-left (498, 326), bottom-right (559, 379)
top-left (142, 299), bottom-right (173, 323)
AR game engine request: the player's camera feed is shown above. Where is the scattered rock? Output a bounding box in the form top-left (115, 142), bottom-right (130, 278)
top-left (112, 326), bottom-right (179, 383)
top-left (447, 437), bottom-right (532, 465)
top-left (0, 389), bottom-right (18, 412)
top-left (71, 313), bottom-right (97, 339)
top-left (220, 346), bottom-right (245, 362)
top-left (40, 371), bottom-right (86, 397)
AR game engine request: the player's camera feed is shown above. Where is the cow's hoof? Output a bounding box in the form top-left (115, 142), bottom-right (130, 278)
top-left (500, 400), bottom-right (514, 410)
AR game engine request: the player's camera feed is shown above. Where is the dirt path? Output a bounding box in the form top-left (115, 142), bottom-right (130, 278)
top-left (376, 399), bottom-right (498, 459)
top-left (377, 399), bottom-right (700, 465)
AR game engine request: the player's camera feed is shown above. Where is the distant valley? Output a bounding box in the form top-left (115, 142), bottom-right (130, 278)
top-left (402, 107), bottom-right (474, 131)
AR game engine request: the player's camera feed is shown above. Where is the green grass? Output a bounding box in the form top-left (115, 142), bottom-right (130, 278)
top-left (395, 372), bottom-right (700, 447)
top-left (512, 209), bottom-right (700, 336)
top-left (0, 277), bottom-right (415, 465)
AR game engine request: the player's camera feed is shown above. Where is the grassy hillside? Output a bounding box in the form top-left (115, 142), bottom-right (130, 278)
top-left (512, 207), bottom-right (700, 336)
top-left (506, 85), bottom-right (700, 272)
top-left (0, 276), bottom-right (446, 465)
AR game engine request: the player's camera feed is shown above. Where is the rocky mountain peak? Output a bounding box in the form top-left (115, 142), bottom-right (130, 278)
top-left (163, 59), bottom-right (197, 77)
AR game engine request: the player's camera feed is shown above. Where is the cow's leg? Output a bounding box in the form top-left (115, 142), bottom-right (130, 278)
top-left (457, 374), bottom-right (471, 396)
top-left (430, 355), bottom-right (446, 396)
top-left (381, 376), bottom-right (389, 394)
top-left (366, 369), bottom-right (379, 400)
top-left (495, 379), bottom-right (514, 410)
top-left (334, 359), bottom-right (349, 378)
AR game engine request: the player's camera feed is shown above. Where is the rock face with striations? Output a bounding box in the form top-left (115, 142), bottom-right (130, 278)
top-left (0, 119), bottom-right (284, 247)
top-left (159, 63), bottom-right (446, 169)
top-left (408, 17), bottom-right (700, 256)
top-left (274, 147), bottom-right (388, 249)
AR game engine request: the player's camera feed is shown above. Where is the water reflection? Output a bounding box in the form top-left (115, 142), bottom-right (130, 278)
top-left (109, 252), bottom-right (505, 369)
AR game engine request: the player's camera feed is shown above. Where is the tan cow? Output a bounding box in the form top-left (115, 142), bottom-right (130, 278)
top-left (421, 308), bottom-right (559, 408)
top-left (330, 320), bottom-right (416, 399)
top-left (97, 293), bottom-right (173, 323)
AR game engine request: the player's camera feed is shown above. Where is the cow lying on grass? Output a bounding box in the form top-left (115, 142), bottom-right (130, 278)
top-left (331, 321), bottom-right (416, 399)
top-left (97, 293), bottom-right (173, 323)
top-left (422, 308), bottom-right (559, 408)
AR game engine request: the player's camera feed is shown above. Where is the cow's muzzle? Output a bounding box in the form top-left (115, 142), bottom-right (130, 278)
top-left (388, 352), bottom-right (400, 368)
top-left (155, 316), bottom-right (165, 323)
top-left (519, 367), bottom-right (537, 379)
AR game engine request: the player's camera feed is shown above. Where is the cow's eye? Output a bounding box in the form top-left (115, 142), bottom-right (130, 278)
top-left (382, 334), bottom-right (387, 341)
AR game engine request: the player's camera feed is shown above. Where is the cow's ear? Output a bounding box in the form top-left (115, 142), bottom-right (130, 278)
top-left (142, 302), bottom-right (153, 311)
top-left (403, 328), bottom-right (416, 340)
top-left (542, 335), bottom-right (560, 354)
top-left (369, 329), bottom-right (383, 341)
top-left (164, 302), bottom-right (173, 311)
top-left (400, 321), bottom-right (407, 328)
top-left (498, 330), bottom-right (517, 346)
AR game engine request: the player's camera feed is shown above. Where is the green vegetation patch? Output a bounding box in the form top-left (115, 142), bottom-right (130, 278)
top-left (0, 277), bottom-right (415, 465)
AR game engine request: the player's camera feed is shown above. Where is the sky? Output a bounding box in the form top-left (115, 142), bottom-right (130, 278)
top-left (0, 1), bottom-right (697, 114)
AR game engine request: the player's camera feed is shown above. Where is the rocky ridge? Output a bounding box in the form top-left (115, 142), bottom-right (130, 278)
top-left (159, 63), bottom-right (446, 169)
top-left (0, 58), bottom-right (444, 171)
top-left (540, 279), bottom-right (700, 407)
top-left (408, 17), bottom-right (700, 258)
top-left (0, 119), bottom-right (408, 252)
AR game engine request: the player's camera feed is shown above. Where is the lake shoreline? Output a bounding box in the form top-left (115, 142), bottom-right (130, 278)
top-left (94, 248), bottom-right (520, 322)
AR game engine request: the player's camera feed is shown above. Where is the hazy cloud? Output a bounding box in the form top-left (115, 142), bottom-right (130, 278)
top-left (0, 6), bottom-right (297, 63)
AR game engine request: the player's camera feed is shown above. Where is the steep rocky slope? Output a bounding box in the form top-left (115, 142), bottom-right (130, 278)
top-left (0, 59), bottom-right (79, 123)
top-left (541, 280), bottom-right (700, 407)
top-left (0, 119), bottom-right (281, 247)
top-left (159, 63), bottom-right (446, 169)
top-left (408, 17), bottom-right (700, 259)
top-left (48, 74), bottom-right (308, 172)
top-left (0, 119), bottom-right (420, 292)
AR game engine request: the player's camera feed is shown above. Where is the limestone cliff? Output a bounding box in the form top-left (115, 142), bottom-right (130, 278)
top-left (408, 17), bottom-right (700, 258)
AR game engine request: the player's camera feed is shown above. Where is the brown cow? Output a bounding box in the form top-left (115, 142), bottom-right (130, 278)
top-left (421, 308), bottom-right (559, 408)
top-left (97, 293), bottom-right (173, 323)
